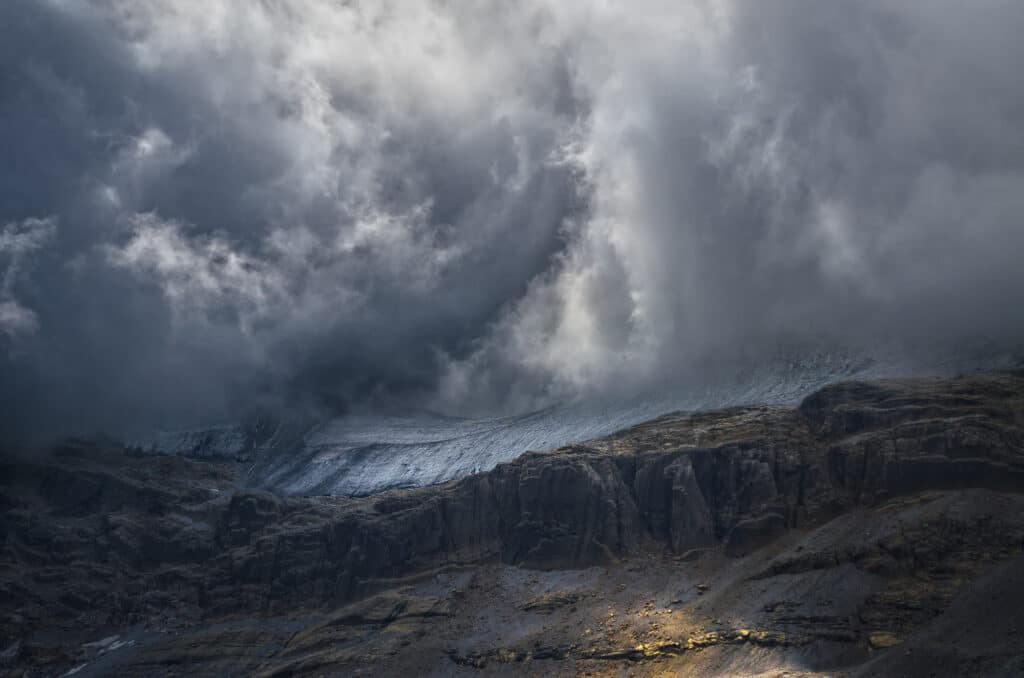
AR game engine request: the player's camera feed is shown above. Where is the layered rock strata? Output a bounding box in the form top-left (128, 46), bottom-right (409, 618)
top-left (1, 373), bottom-right (1023, 676)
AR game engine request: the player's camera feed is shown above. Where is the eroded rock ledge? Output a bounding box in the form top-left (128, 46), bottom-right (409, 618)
top-left (2, 372), bottom-right (1024, 676)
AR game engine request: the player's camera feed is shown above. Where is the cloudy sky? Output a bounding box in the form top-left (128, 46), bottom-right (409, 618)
top-left (2, 0), bottom-right (1024, 439)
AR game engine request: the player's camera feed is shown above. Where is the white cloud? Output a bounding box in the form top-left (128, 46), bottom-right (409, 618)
top-left (107, 213), bottom-right (284, 334)
top-left (0, 217), bottom-right (57, 339)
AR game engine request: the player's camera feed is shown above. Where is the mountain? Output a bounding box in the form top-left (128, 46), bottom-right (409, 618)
top-left (2, 372), bottom-right (1023, 676)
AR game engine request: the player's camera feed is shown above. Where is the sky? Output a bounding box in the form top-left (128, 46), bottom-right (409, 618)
top-left (2, 0), bottom-right (1024, 440)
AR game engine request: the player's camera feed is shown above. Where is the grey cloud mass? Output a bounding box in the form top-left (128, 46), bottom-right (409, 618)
top-left (2, 0), bottom-right (1023, 440)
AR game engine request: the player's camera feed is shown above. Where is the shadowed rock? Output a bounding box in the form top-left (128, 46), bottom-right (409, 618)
top-left (1, 372), bottom-right (1023, 676)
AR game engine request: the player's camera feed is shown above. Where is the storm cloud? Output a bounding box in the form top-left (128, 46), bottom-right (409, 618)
top-left (2, 0), bottom-right (1024, 439)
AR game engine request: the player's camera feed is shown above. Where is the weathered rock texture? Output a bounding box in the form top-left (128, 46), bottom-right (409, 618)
top-left (1, 372), bottom-right (1024, 676)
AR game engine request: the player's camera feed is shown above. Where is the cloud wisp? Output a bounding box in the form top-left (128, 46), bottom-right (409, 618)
top-left (0, 217), bottom-right (57, 339)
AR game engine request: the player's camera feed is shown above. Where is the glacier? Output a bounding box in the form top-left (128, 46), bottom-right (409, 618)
top-left (129, 346), bottom-right (1021, 497)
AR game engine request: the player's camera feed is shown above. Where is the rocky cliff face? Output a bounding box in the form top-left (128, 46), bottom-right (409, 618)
top-left (2, 373), bottom-right (1023, 676)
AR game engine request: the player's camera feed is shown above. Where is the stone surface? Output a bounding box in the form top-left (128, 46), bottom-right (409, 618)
top-left (1, 372), bottom-right (1023, 676)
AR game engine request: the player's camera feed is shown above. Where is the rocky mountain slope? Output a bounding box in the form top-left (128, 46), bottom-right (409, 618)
top-left (2, 372), bottom-right (1024, 676)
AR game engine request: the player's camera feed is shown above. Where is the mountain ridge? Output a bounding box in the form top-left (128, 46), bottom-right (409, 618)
top-left (2, 372), bottom-right (1024, 675)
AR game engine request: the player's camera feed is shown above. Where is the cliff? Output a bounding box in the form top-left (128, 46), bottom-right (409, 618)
top-left (2, 373), bottom-right (1024, 676)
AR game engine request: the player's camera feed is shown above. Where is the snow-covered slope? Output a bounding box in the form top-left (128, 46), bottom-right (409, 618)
top-left (133, 347), bottom-right (1021, 496)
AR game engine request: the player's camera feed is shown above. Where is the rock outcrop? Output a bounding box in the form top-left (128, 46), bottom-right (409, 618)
top-left (1, 372), bottom-right (1023, 676)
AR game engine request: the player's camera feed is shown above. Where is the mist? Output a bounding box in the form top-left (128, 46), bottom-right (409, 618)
top-left (2, 0), bottom-right (1024, 440)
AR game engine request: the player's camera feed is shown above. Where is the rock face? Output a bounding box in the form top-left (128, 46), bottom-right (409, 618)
top-left (1, 372), bottom-right (1024, 676)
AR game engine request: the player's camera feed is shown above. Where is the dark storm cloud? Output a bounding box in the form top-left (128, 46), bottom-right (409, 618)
top-left (0, 0), bottom-right (581, 438)
top-left (2, 1), bottom-right (1024, 438)
top-left (441, 1), bottom-right (1024, 410)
